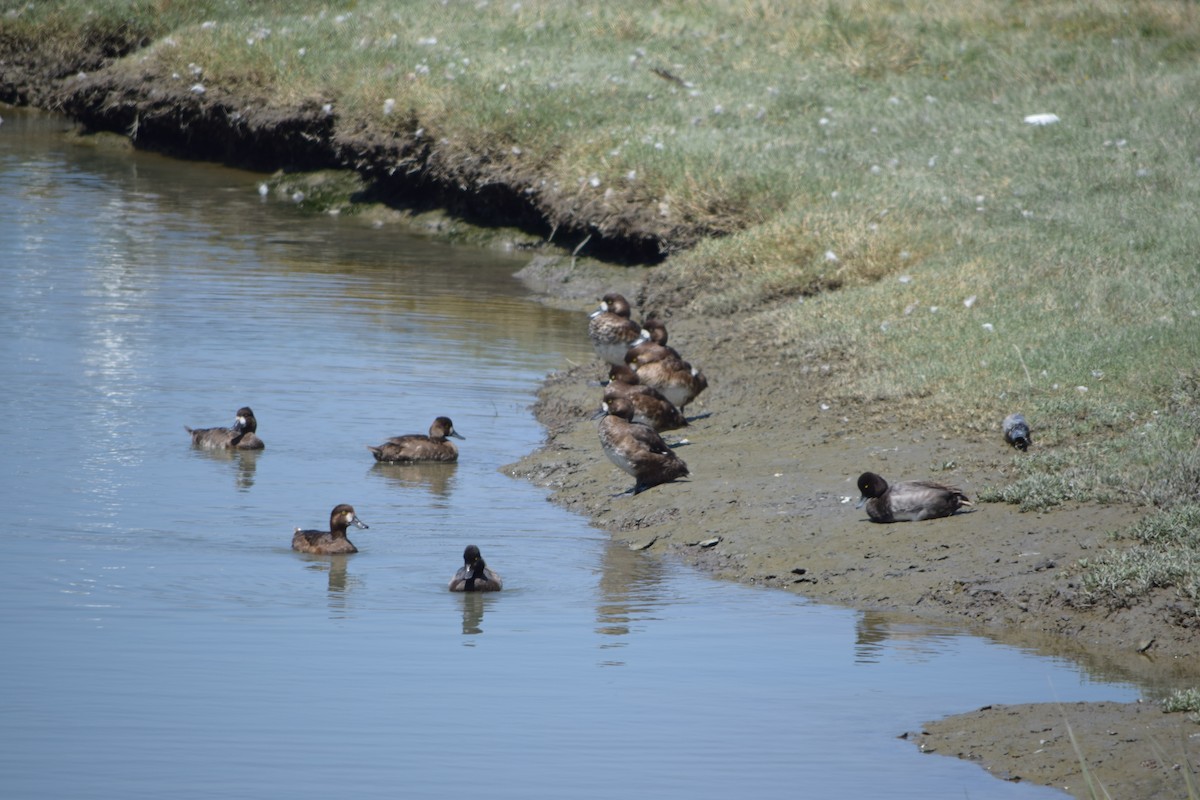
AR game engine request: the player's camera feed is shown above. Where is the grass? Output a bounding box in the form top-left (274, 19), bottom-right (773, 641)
top-left (1075, 504), bottom-right (1200, 611)
top-left (1163, 688), bottom-right (1200, 717)
top-left (4, 0), bottom-right (1199, 606)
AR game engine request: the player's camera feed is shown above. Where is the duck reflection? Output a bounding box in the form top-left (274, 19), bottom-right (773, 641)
top-left (297, 556), bottom-right (363, 615)
top-left (854, 610), bottom-right (958, 665)
top-left (595, 538), bottom-right (666, 665)
top-left (368, 461), bottom-right (457, 500)
top-left (188, 446), bottom-right (260, 490)
top-left (459, 591), bottom-right (489, 638)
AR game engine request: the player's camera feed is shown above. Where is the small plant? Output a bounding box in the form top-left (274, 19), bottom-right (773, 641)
top-left (1162, 688), bottom-right (1200, 718)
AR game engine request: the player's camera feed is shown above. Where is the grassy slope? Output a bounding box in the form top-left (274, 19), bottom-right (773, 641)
top-left (5, 0), bottom-right (1198, 609)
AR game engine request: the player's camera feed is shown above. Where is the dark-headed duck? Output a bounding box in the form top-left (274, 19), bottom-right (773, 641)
top-left (292, 504), bottom-right (369, 555)
top-left (604, 364), bottom-right (688, 432)
top-left (368, 416), bottom-right (464, 463)
top-left (186, 406), bottom-right (264, 450)
top-left (1002, 413), bottom-right (1032, 451)
top-left (598, 396), bottom-right (689, 494)
top-left (588, 293), bottom-right (648, 368)
top-left (448, 544), bottom-right (503, 592)
top-left (855, 472), bottom-right (971, 523)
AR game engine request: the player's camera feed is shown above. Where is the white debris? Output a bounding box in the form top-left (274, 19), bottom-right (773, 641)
top-left (1024, 113), bottom-right (1060, 126)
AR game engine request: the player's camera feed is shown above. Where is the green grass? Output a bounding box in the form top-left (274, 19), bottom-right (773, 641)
top-left (1075, 504), bottom-right (1200, 610)
top-left (5, 0), bottom-right (1199, 608)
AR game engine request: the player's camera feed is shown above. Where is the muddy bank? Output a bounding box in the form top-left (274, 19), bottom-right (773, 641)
top-left (508, 260), bottom-right (1199, 798)
top-left (906, 701), bottom-right (1197, 799)
top-left (2, 49), bottom-right (717, 264)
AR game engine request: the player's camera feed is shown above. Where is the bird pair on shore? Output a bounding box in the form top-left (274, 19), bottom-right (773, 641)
top-left (290, 505), bottom-right (501, 591)
top-left (855, 413), bottom-right (1033, 522)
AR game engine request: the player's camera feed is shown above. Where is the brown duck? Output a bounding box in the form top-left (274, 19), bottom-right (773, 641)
top-left (603, 364), bottom-right (688, 433)
top-left (588, 292), bottom-right (648, 368)
top-left (598, 396), bottom-right (689, 494)
top-left (291, 504), bottom-right (369, 555)
top-left (368, 416), bottom-right (464, 463)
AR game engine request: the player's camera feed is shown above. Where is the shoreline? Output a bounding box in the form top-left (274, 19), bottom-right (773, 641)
top-left (6, 50), bottom-right (1197, 800)
top-left (510, 259), bottom-right (1198, 800)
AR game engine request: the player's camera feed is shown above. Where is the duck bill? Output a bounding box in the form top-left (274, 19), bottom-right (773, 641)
top-left (448, 431), bottom-right (465, 440)
top-left (352, 516), bottom-right (369, 529)
top-left (855, 496), bottom-right (867, 509)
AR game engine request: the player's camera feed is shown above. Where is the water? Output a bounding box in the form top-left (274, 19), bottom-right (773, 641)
top-left (0, 106), bottom-right (1141, 799)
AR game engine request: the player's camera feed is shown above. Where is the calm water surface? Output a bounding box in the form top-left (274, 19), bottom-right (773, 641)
top-left (0, 107), bottom-right (1143, 799)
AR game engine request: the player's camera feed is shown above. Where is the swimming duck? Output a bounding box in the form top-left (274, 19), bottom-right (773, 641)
top-left (604, 364), bottom-right (688, 432)
top-left (598, 396), bottom-right (689, 494)
top-left (291, 504), bottom-right (369, 555)
top-left (1002, 413), bottom-right (1032, 451)
top-left (448, 544), bottom-right (503, 592)
top-left (185, 406), bottom-right (264, 450)
top-left (855, 472), bottom-right (972, 523)
top-left (627, 349), bottom-right (708, 411)
top-left (588, 292), bottom-right (648, 367)
top-left (368, 416), bottom-right (464, 463)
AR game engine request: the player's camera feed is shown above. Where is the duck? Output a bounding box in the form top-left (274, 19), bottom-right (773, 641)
top-left (448, 544), bottom-right (503, 592)
top-left (603, 364), bottom-right (688, 432)
top-left (185, 406), bottom-right (264, 450)
top-left (1002, 413), bottom-right (1032, 451)
top-left (627, 348), bottom-right (708, 411)
top-left (624, 317), bottom-right (682, 366)
top-left (855, 472), bottom-right (972, 523)
top-left (588, 292), bottom-right (648, 367)
top-left (598, 396), bottom-right (689, 494)
top-left (368, 416), bottom-right (464, 463)
top-left (291, 504), bottom-right (369, 555)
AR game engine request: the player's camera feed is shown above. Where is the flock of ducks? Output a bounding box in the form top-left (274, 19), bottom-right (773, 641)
top-left (184, 408), bottom-right (498, 591)
top-left (586, 292), bottom-right (1033, 521)
top-left (589, 293), bottom-right (705, 494)
top-left (185, 294), bottom-right (1036, 589)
